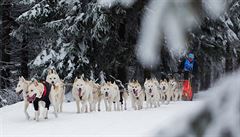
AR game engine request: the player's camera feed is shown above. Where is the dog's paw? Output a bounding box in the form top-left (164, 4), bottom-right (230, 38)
top-left (54, 113), bottom-right (58, 118)
top-left (26, 115), bottom-right (30, 120)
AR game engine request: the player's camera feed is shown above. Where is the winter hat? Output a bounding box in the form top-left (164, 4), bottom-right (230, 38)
top-left (188, 53), bottom-right (194, 59)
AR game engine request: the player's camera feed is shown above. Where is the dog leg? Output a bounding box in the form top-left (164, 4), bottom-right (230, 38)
top-left (44, 108), bottom-right (49, 119)
top-left (35, 111), bottom-right (40, 122)
top-left (116, 100), bottom-right (120, 111)
top-left (138, 101), bottom-right (142, 110)
top-left (166, 94), bottom-right (170, 105)
top-left (131, 98), bottom-right (135, 109)
top-left (76, 100), bottom-right (80, 113)
top-left (124, 98), bottom-right (127, 110)
top-left (179, 93), bottom-right (182, 101)
top-left (60, 92), bottom-right (64, 112)
top-left (97, 97), bottom-right (101, 111)
top-left (113, 101), bottom-right (116, 111)
top-left (104, 99), bottom-right (108, 111)
top-left (81, 101), bottom-right (86, 113)
top-left (24, 101), bottom-right (30, 120)
top-left (108, 100), bottom-right (112, 111)
top-left (90, 102), bottom-right (95, 112)
top-left (85, 102), bottom-right (89, 113)
top-left (174, 93), bottom-right (178, 101)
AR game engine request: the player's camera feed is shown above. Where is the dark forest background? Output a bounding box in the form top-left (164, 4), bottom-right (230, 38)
top-left (1, 0), bottom-right (240, 106)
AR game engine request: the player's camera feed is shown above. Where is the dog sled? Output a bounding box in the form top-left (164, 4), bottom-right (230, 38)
top-left (182, 80), bottom-right (193, 101)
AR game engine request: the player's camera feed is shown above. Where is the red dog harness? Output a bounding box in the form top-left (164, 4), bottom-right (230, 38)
top-left (43, 84), bottom-right (47, 97)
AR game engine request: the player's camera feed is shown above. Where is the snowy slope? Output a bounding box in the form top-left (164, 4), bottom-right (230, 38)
top-left (0, 98), bottom-right (205, 137)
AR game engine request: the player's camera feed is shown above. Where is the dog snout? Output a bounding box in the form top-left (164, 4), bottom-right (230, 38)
top-left (149, 88), bottom-right (152, 93)
top-left (163, 86), bottom-right (165, 90)
top-left (51, 81), bottom-right (54, 84)
top-left (105, 92), bottom-right (109, 97)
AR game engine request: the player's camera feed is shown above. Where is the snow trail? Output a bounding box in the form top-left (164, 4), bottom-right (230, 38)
top-left (0, 97), bottom-right (205, 137)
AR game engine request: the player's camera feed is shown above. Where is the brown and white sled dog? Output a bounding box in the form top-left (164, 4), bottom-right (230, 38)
top-left (100, 82), bottom-right (120, 111)
top-left (144, 79), bottom-right (160, 108)
top-left (159, 80), bottom-right (169, 104)
top-left (15, 76), bottom-right (31, 120)
top-left (127, 80), bottom-right (144, 110)
top-left (46, 69), bottom-right (65, 113)
top-left (26, 79), bottom-right (52, 121)
top-left (173, 81), bottom-right (183, 101)
top-left (88, 80), bottom-right (101, 111)
top-left (72, 77), bottom-right (93, 113)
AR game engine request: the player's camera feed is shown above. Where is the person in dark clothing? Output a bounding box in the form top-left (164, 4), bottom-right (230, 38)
top-left (178, 53), bottom-right (198, 80)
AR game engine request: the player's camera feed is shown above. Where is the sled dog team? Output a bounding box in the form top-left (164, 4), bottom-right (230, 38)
top-left (15, 69), bottom-right (183, 121)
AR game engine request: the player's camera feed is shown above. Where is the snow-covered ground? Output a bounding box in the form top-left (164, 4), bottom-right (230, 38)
top-left (0, 95), bottom-right (206, 137)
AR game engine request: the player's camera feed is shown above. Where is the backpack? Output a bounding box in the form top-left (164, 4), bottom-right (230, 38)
top-left (184, 59), bottom-right (194, 72)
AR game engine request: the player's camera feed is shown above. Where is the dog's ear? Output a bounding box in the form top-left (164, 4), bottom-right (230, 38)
top-left (33, 79), bottom-right (38, 87)
top-left (52, 69), bottom-right (57, 74)
top-left (80, 74), bottom-right (84, 79)
top-left (19, 76), bottom-right (22, 82)
top-left (48, 69), bottom-right (53, 75)
top-left (20, 76), bottom-right (26, 82)
top-left (74, 77), bottom-right (78, 83)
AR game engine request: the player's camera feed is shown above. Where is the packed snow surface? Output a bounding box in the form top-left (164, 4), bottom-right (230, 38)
top-left (0, 97), bottom-right (205, 136)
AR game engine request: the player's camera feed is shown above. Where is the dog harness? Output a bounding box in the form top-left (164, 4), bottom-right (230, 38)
top-left (43, 84), bottom-right (47, 97)
top-left (33, 82), bottom-right (51, 111)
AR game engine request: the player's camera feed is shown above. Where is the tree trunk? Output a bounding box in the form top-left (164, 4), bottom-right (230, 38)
top-left (20, 36), bottom-right (28, 78)
top-left (0, 1), bottom-right (11, 89)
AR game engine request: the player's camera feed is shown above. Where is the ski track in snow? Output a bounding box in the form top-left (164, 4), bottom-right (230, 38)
top-left (0, 95), bottom-right (205, 137)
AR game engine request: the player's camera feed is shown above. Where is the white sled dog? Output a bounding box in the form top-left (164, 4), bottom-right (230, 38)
top-left (127, 80), bottom-right (144, 110)
top-left (173, 80), bottom-right (183, 101)
top-left (46, 69), bottom-right (65, 113)
top-left (159, 80), bottom-right (170, 104)
top-left (166, 79), bottom-right (177, 104)
top-left (15, 76), bottom-right (31, 120)
top-left (72, 77), bottom-right (93, 113)
top-left (26, 79), bottom-right (52, 121)
top-left (88, 80), bottom-right (102, 111)
top-left (144, 79), bottom-right (160, 108)
top-left (100, 82), bottom-right (120, 111)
